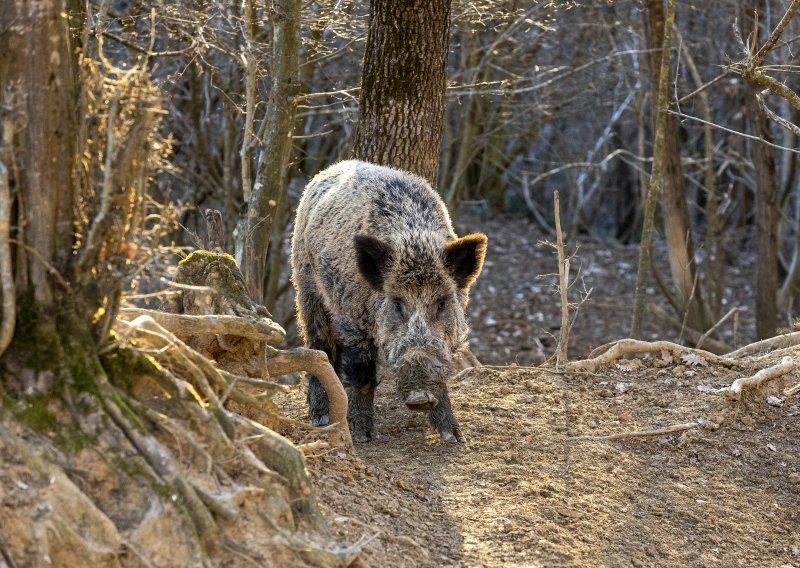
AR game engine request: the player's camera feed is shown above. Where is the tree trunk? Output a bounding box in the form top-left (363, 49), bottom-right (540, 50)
top-left (747, 86), bottom-right (780, 339)
top-left (643, 0), bottom-right (709, 334)
top-left (1, 0), bottom-right (80, 308)
top-left (631, 0), bottom-right (678, 339)
top-left (352, 0), bottom-right (452, 186)
top-left (243, 0), bottom-right (302, 302)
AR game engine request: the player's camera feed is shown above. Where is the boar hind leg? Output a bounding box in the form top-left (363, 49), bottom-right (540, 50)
top-left (297, 285), bottom-right (336, 427)
top-left (337, 344), bottom-right (378, 443)
top-left (428, 390), bottom-right (466, 444)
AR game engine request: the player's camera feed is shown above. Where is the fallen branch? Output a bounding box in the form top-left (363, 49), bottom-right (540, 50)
top-left (568, 421), bottom-right (700, 441)
top-left (726, 356), bottom-right (795, 399)
top-left (785, 382), bottom-right (800, 396)
top-left (723, 331), bottom-right (800, 359)
top-left (563, 339), bottom-right (736, 373)
top-left (118, 307), bottom-right (285, 344)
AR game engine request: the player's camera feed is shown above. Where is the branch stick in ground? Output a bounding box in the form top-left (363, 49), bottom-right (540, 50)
top-left (696, 306), bottom-right (740, 351)
top-left (785, 382), bottom-right (800, 396)
top-left (0, 159), bottom-right (14, 358)
top-left (554, 191), bottom-right (569, 369)
top-left (723, 331), bottom-right (800, 359)
top-left (569, 421), bottom-right (699, 441)
top-left (648, 304), bottom-right (730, 354)
top-left (563, 338), bottom-right (736, 373)
top-left (726, 356), bottom-right (795, 399)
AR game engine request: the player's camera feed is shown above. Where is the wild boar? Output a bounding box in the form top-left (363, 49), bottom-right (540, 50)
top-left (291, 160), bottom-right (487, 443)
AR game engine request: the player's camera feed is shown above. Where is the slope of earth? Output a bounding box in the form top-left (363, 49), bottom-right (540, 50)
top-left (276, 350), bottom-right (800, 567)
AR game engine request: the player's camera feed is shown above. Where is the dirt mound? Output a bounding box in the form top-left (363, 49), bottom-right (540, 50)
top-left (277, 351), bottom-right (800, 567)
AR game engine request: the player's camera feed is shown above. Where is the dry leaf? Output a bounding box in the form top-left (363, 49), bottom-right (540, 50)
top-left (661, 350), bottom-right (674, 364)
top-left (681, 353), bottom-right (708, 367)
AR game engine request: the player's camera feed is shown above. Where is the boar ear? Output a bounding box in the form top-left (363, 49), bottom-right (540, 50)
top-left (443, 233), bottom-right (488, 288)
top-left (354, 234), bottom-right (393, 290)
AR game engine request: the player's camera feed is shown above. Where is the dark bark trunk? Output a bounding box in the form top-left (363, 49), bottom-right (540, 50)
top-left (352, 0), bottom-right (452, 186)
top-left (747, 87), bottom-right (780, 339)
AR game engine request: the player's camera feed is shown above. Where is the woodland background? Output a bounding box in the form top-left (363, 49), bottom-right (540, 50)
top-left (56, 0), bottom-right (800, 345)
top-left (2, 1), bottom-right (800, 566)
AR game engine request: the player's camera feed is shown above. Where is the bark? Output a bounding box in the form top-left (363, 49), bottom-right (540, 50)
top-left (1, 0), bottom-right (80, 308)
top-left (631, 0), bottom-right (678, 339)
top-left (352, 0), bottom-right (452, 186)
top-left (746, 84), bottom-right (780, 339)
top-left (641, 0), bottom-right (709, 334)
top-left (244, 0), bottom-right (302, 302)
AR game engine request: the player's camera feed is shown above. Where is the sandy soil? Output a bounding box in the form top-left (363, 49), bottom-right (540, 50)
top-left (277, 353), bottom-right (800, 567)
top-left (273, 215), bottom-right (799, 568)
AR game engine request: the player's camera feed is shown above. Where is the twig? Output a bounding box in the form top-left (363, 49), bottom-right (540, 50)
top-left (696, 307), bottom-right (740, 350)
top-left (648, 304), bottom-right (730, 354)
top-left (568, 421), bottom-right (700, 441)
top-left (726, 356), bottom-right (795, 399)
top-left (554, 191), bottom-right (569, 369)
top-left (750, 0), bottom-right (800, 68)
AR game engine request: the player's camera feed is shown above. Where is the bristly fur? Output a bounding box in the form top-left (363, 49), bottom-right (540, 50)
top-left (291, 160), bottom-right (487, 443)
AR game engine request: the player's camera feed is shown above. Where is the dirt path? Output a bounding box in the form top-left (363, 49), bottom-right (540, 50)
top-left (277, 353), bottom-right (800, 567)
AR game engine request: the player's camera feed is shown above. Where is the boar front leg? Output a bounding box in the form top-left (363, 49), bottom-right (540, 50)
top-left (428, 388), bottom-right (466, 444)
top-left (336, 343), bottom-right (378, 443)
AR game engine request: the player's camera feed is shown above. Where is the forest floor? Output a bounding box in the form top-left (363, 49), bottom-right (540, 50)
top-left (274, 216), bottom-right (800, 567)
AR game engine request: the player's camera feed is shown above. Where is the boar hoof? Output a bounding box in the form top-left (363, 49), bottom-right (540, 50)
top-left (439, 426), bottom-right (466, 444)
top-left (311, 414), bottom-right (329, 427)
top-left (405, 391), bottom-right (438, 411)
top-left (352, 429), bottom-right (372, 444)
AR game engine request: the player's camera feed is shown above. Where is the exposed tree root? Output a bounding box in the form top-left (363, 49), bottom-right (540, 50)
top-left (563, 339), bottom-right (738, 373)
top-left (785, 382), bottom-right (800, 396)
top-left (725, 356), bottom-right (795, 400)
top-left (568, 421), bottom-right (700, 441)
top-left (118, 307), bottom-right (286, 343)
top-left (97, 375), bottom-right (222, 555)
top-left (723, 331), bottom-right (800, 359)
top-left (263, 346), bottom-right (351, 449)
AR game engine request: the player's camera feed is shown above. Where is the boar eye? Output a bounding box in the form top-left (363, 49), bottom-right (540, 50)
top-left (436, 297), bottom-right (447, 314)
top-left (393, 298), bottom-right (404, 315)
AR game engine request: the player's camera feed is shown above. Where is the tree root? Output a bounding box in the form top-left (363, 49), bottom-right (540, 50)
top-left (563, 339), bottom-right (738, 373)
top-left (725, 356), bottom-right (795, 400)
top-left (723, 331), bottom-right (800, 359)
top-left (264, 346), bottom-right (351, 449)
top-left (568, 421), bottom-right (701, 441)
top-left (118, 307), bottom-right (286, 344)
top-left (118, 313), bottom-right (352, 450)
top-left (231, 412), bottom-right (329, 535)
top-left (97, 376), bottom-right (222, 555)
